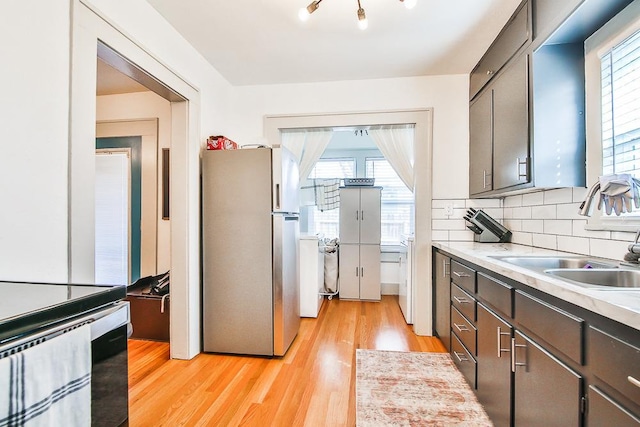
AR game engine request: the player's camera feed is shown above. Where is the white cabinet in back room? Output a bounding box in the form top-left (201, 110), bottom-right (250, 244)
top-left (338, 187), bottom-right (381, 301)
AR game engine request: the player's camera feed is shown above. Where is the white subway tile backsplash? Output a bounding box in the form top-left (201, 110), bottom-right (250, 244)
top-left (572, 187), bottom-right (588, 203)
top-left (512, 206), bottom-right (532, 219)
top-left (431, 230), bottom-right (449, 241)
top-left (522, 191), bottom-right (544, 206)
top-left (544, 188), bottom-right (574, 204)
top-left (430, 192), bottom-right (630, 253)
top-left (449, 230), bottom-right (475, 241)
top-left (511, 231), bottom-right (532, 246)
top-left (532, 233), bottom-right (557, 250)
top-left (544, 220), bottom-right (573, 236)
top-left (432, 219), bottom-right (466, 230)
top-left (504, 219), bottom-right (522, 232)
top-left (571, 221), bottom-right (611, 239)
top-left (531, 204), bottom-right (557, 219)
top-left (522, 220), bottom-right (544, 233)
top-left (503, 195), bottom-right (523, 208)
top-left (556, 203), bottom-right (583, 220)
top-left (557, 236), bottom-right (590, 255)
top-left (589, 238), bottom-right (629, 260)
top-left (467, 199), bottom-right (502, 208)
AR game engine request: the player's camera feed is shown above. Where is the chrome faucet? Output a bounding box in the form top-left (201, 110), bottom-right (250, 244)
top-left (578, 181), bottom-right (601, 216)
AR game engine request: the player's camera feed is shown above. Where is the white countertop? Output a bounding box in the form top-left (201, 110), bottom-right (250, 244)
top-left (432, 242), bottom-right (640, 332)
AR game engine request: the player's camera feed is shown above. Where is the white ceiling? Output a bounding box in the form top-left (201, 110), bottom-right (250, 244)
top-left (145, 0), bottom-right (523, 86)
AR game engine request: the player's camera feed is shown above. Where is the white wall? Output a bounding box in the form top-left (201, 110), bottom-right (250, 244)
top-left (227, 75), bottom-right (470, 200)
top-left (0, 0), bottom-right (71, 282)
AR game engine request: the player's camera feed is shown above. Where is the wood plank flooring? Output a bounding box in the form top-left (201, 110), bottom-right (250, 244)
top-left (128, 296), bottom-right (446, 426)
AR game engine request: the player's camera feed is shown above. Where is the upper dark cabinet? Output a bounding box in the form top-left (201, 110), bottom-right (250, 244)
top-left (533, 0), bottom-right (584, 42)
top-left (469, 1), bottom-right (530, 100)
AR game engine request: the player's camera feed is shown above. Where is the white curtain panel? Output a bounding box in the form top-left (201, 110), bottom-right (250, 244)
top-left (280, 130), bottom-right (306, 165)
top-left (299, 129), bottom-right (334, 181)
top-left (281, 129), bottom-right (334, 182)
top-left (369, 125), bottom-right (415, 192)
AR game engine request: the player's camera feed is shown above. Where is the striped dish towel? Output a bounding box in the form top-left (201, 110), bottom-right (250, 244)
top-left (0, 323), bottom-right (92, 427)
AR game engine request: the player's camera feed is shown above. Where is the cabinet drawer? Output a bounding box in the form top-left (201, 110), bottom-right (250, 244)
top-left (451, 333), bottom-right (477, 389)
top-left (589, 326), bottom-right (640, 407)
top-left (515, 290), bottom-right (584, 365)
top-left (451, 305), bottom-right (477, 355)
top-left (451, 283), bottom-right (476, 323)
top-left (450, 260), bottom-right (476, 294)
top-left (477, 272), bottom-right (513, 318)
top-left (469, 0), bottom-right (530, 98)
top-left (588, 386), bottom-right (640, 426)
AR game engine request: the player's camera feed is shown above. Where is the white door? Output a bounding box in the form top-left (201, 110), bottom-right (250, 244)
top-left (95, 150), bottom-right (130, 285)
top-left (359, 244), bottom-right (381, 301)
top-left (338, 244), bottom-right (360, 299)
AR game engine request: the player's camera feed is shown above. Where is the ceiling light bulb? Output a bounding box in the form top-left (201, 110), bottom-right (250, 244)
top-left (298, 7), bottom-right (311, 21)
top-left (402, 0), bottom-right (417, 9)
top-left (357, 8), bottom-right (368, 30)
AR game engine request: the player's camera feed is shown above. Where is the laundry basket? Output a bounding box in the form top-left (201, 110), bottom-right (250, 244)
top-left (320, 238), bottom-right (339, 300)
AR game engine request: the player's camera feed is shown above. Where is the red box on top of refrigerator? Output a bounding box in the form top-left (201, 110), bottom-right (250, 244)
top-left (206, 135), bottom-right (238, 150)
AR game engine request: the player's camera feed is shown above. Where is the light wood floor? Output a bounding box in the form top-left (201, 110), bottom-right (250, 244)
top-left (128, 295), bottom-right (446, 426)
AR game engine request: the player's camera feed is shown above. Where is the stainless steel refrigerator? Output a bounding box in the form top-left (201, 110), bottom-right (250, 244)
top-left (202, 146), bottom-right (300, 356)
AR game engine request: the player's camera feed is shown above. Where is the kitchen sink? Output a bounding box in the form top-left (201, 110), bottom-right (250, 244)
top-left (491, 256), bottom-right (617, 271)
top-left (545, 269), bottom-right (640, 289)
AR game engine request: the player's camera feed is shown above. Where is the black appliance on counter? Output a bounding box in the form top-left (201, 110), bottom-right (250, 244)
top-left (0, 281), bottom-right (129, 427)
top-left (464, 208), bottom-right (512, 243)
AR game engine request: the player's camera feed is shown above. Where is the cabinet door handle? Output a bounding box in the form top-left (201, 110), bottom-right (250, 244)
top-left (452, 271), bottom-right (470, 278)
top-left (497, 326), bottom-right (510, 358)
top-left (361, 267), bottom-right (364, 277)
top-left (453, 351), bottom-right (469, 363)
top-left (453, 296), bottom-right (470, 304)
top-left (453, 323), bottom-right (470, 333)
top-left (511, 337), bottom-right (527, 372)
top-left (486, 70), bottom-right (494, 76)
top-left (629, 376), bottom-right (640, 389)
top-left (443, 260), bottom-right (450, 277)
top-left (361, 210), bottom-right (364, 221)
top-left (517, 157), bottom-right (528, 180)
top-left (356, 210), bottom-right (359, 221)
top-left (356, 267), bottom-right (359, 277)
top-left (483, 170), bottom-right (492, 189)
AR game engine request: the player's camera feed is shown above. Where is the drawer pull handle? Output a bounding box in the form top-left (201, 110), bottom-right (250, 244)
top-left (452, 271), bottom-right (470, 278)
top-left (453, 296), bottom-right (470, 304)
top-left (496, 326), bottom-right (510, 358)
top-left (454, 323), bottom-right (470, 333)
top-left (453, 351), bottom-right (469, 363)
top-left (629, 376), bottom-right (640, 389)
top-left (443, 259), bottom-right (450, 277)
top-left (511, 338), bottom-right (527, 372)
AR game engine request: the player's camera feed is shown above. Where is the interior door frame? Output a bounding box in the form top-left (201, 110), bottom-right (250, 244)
top-left (264, 109), bottom-right (434, 336)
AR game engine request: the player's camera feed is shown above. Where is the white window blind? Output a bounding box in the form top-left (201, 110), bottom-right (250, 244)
top-left (365, 158), bottom-right (414, 246)
top-left (601, 28), bottom-right (640, 177)
top-left (307, 158), bottom-right (355, 238)
top-left (95, 152), bottom-right (130, 285)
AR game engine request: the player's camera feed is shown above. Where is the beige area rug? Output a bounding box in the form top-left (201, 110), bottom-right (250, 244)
top-left (356, 350), bottom-right (493, 426)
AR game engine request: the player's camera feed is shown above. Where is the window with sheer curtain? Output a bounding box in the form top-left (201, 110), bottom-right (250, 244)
top-left (365, 158), bottom-right (414, 246)
top-left (307, 158), bottom-right (355, 238)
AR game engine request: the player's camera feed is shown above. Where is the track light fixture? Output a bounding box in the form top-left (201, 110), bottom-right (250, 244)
top-left (299, 0), bottom-right (414, 29)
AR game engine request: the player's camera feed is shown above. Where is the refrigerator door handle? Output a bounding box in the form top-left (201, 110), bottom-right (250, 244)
top-left (275, 184), bottom-right (280, 210)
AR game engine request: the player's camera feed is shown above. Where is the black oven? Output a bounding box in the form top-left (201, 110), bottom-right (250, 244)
top-left (0, 300), bottom-right (130, 426)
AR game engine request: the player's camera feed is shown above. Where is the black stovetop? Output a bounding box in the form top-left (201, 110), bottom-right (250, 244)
top-left (0, 281), bottom-right (126, 343)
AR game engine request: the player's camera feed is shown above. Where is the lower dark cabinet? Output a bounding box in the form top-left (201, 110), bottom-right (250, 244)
top-left (587, 386), bottom-right (640, 426)
top-left (477, 303), bottom-right (512, 427)
top-left (513, 330), bottom-right (583, 426)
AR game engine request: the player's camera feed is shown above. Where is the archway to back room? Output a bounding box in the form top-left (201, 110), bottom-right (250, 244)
top-left (264, 110), bottom-right (435, 336)
top-left (95, 41), bottom-right (185, 352)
